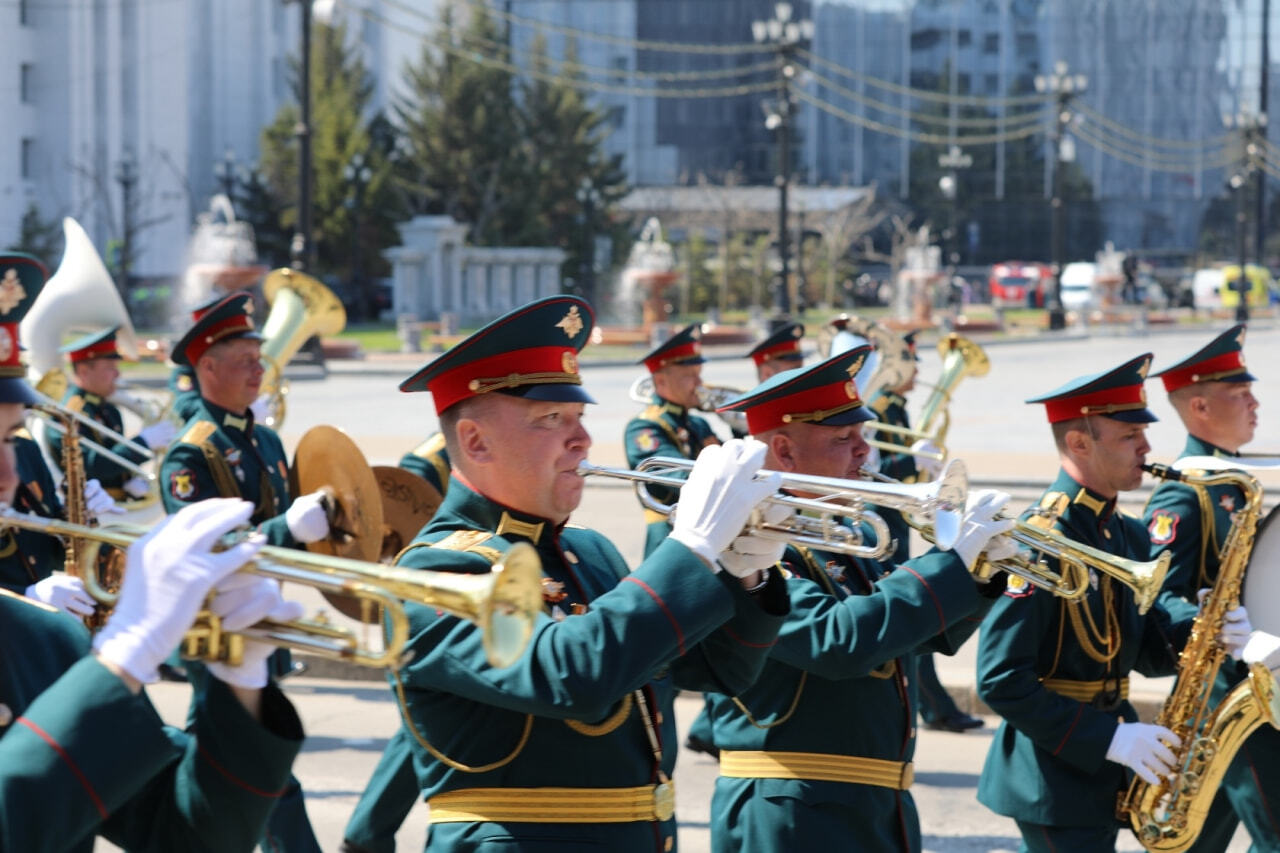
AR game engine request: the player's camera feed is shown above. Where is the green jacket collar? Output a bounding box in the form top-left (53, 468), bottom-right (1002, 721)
top-left (196, 397), bottom-right (254, 435)
top-left (440, 477), bottom-right (562, 547)
top-left (1183, 434), bottom-right (1236, 459)
top-left (1049, 468), bottom-right (1116, 522)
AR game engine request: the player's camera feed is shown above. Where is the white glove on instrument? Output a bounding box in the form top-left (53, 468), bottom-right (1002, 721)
top-left (93, 499), bottom-right (262, 684)
top-left (285, 491), bottom-right (331, 544)
top-left (1243, 631), bottom-right (1280, 670)
top-left (669, 438), bottom-right (781, 570)
top-left (25, 574), bottom-right (96, 618)
top-left (1217, 604), bottom-right (1253, 661)
top-left (205, 573), bottom-right (305, 688)
top-left (951, 489), bottom-right (1015, 571)
top-left (122, 476), bottom-right (152, 500)
top-left (1106, 722), bottom-right (1181, 785)
top-left (83, 478), bottom-right (124, 517)
top-left (249, 395), bottom-right (271, 424)
top-left (717, 503), bottom-right (791, 578)
top-left (910, 439), bottom-right (944, 480)
top-left (138, 420), bottom-right (177, 450)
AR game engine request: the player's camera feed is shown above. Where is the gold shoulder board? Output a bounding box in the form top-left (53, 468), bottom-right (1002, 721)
top-left (180, 421), bottom-right (218, 445)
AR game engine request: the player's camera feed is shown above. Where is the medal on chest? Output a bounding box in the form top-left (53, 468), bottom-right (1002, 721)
top-left (224, 448), bottom-right (245, 482)
top-left (1219, 493), bottom-right (1236, 513)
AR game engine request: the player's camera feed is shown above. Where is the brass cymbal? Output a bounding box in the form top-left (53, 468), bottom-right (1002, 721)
top-left (372, 466), bottom-right (442, 563)
top-left (290, 425), bottom-right (384, 621)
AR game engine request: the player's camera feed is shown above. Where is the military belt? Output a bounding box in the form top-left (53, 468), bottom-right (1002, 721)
top-left (643, 508), bottom-right (669, 526)
top-left (720, 750), bottom-right (914, 790)
top-left (427, 783), bottom-right (676, 824)
top-left (1042, 676), bottom-right (1130, 704)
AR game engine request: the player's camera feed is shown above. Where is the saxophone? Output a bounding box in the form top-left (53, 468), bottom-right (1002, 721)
top-left (42, 405), bottom-right (118, 629)
top-left (1117, 462), bottom-right (1279, 852)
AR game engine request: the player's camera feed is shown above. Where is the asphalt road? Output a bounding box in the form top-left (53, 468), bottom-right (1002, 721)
top-left (97, 320), bottom-right (1274, 851)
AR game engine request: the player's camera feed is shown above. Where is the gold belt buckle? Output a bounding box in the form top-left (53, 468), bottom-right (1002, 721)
top-left (652, 781), bottom-right (675, 821)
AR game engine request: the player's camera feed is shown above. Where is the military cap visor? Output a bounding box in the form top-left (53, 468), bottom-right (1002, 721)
top-left (1026, 353), bottom-right (1158, 424)
top-left (747, 322), bottom-right (805, 366)
top-left (61, 325), bottom-right (125, 362)
top-left (720, 345), bottom-right (876, 434)
top-left (1152, 324), bottom-right (1255, 392)
top-left (399, 295), bottom-right (597, 415)
top-left (171, 292), bottom-right (262, 367)
top-left (640, 323), bottom-right (706, 372)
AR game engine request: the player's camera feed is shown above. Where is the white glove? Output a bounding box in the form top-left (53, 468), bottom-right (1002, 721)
top-left (286, 491), bottom-right (331, 543)
top-left (1243, 631), bottom-right (1280, 670)
top-left (982, 533), bottom-right (1021, 564)
top-left (910, 439), bottom-right (944, 480)
top-left (138, 420), bottom-right (177, 449)
top-left (92, 499), bottom-right (262, 684)
top-left (1217, 604), bottom-right (1253, 661)
top-left (25, 574), bottom-right (96, 618)
top-left (1106, 722), bottom-right (1181, 785)
top-left (951, 489), bottom-right (1015, 571)
top-left (669, 438), bottom-right (781, 570)
top-left (717, 503), bottom-right (791, 578)
top-left (204, 573), bottom-right (305, 688)
top-left (249, 394), bottom-right (271, 424)
top-left (82, 478), bottom-right (124, 517)
top-left (122, 476), bottom-right (152, 500)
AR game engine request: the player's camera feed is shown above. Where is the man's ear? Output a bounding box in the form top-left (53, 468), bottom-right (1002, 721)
top-left (1187, 393), bottom-right (1211, 420)
top-left (768, 431), bottom-right (797, 473)
top-left (454, 417), bottom-right (493, 465)
top-left (1063, 426), bottom-right (1091, 459)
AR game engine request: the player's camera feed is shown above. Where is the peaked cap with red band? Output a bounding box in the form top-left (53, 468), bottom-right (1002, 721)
top-left (1026, 353), bottom-right (1157, 424)
top-left (190, 293), bottom-right (226, 323)
top-left (399, 295), bottom-right (596, 415)
top-left (0, 254), bottom-right (45, 405)
top-left (746, 322), bottom-right (805, 367)
top-left (1152, 324), bottom-right (1255, 392)
top-left (718, 345), bottom-right (876, 434)
top-left (171, 291), bottom-right (262, 367)
top-left (61, 326), bottom-right (125, 363)
top-left (640, 323), bottom-right (706, 373)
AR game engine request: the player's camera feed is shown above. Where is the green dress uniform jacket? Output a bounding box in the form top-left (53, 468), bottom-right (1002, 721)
top-left (168, 365), bottom-right (202, 425)
top-left (0, 436), bottom-right (66, 593)
top-left (0, 588), bottom-right (303, 852)
top-left (1144, 435), bottom-right (1280, 851)
top-left (977, 470), bottom-right (1190, 831)
top-left (624, 397), bottom-right (720, 557)
top-left (705, 530), bottom-right (992, 853)
top-left (49, 387), bottom-right (151, 492)
top-left (392, 478), bottom-right (787, 852)
top-left (868, 389), bottom-right (920, 565)
top-left (399, 433), bottom-right (451, 498)
top-left (159, 398), bottom-right (296, 547)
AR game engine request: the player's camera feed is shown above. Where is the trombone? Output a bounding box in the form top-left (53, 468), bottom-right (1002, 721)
top-left (577, 456), bottom-right (969, 560)
top-left (863, 421), bottom-right (946, 463)
top-left (29, 399), bottom-right (155, 483)
top-left (0, 507), bottom-right (542, 670)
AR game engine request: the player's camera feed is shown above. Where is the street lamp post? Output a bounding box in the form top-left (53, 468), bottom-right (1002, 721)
top-left (1223, 110), bottom-right (1266, 323)
top-left (576, 177), bottom-right (602, 306)
top-left (343, 151), bottom-right (373, 319)
top-left (752, 2), bottom-right (813, 329)
top-left (284, 0), bottom-right (335, 272)
top-left (1035, 62), bottom-right (1087, 331)
top-left (114, 151), bottom-right (138, 294)
top-left (937, 145), bottom-right (972, 274)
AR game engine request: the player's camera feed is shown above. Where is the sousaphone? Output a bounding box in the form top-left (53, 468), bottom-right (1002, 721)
top-left (290, 425), bottom-right (384, 622)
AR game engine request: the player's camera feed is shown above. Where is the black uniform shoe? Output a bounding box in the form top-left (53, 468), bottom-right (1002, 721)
top-left (685, 734), bottom-right (720, 759)
top-left (926, 711), bottom-right (984, 732)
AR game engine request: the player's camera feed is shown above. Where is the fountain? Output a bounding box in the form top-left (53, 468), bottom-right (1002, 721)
top-left (171, 194), bottom-right (268, 325)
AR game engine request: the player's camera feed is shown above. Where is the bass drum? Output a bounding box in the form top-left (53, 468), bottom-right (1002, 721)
top-left (1244, 503), bottom-right (1280, 639)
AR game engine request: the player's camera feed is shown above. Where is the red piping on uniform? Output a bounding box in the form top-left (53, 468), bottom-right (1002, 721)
top-left (623, 576), bottom-right (686, 656)
top-left (1052, 705), bottom-right (1084, 756)
top-left (196, 743), bottom-right (288, 798)
top-left (17, 716), bottom-right (108, 818)
top-left (721, 625), bottom-right (775, 649)
top-left (900, 565), bottom-right (946, 631)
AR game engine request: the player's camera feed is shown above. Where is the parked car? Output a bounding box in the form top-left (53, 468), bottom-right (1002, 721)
top-left (1058, 262), bottom-right (1097, 311)
top-left (1220, 264), bottom-right (1274, 309)
top-left (1191, 268), bottom-right (1225, 309)
top-left (989, 261), bottom-right (1051, 308)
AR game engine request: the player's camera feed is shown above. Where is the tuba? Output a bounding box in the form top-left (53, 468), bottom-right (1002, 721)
top-left (257, 268), bottom-right (347, 430)
top-left (915, 333), bottom-right (989, 447)
top-left (1118, 460), bottom-right (1276, 852)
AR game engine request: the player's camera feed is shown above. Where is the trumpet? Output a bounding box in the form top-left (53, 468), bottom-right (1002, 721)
top-left (0, 507), bottom-right (542, 670)
top-left (913, 508), bottom-right (1169, 613)
top-left (577, 456), bottom-right (968, 560)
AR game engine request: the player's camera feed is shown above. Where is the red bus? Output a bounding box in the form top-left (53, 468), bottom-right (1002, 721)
top-left (990, 261), bottom-right (1051, 308)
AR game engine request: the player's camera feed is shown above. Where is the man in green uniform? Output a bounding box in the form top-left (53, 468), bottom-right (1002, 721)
top-left (389, 294), bottom-right (789, 852)
top-left (1144, 325), bottom-right (1278, 853)
top-left (159, 290), bottom-right (329, 853)
top-left (976, 354), bottom-right (1251, 852)
top-left (398, 432), bottom-right (450, 503)
top-left (703, 345), bottom-right (1017, 852)
top-left (48, 326), bottom-right (175, 500)
top-left (625, 323), bottom-right (722, 557)
top-left (867, 332), bottom-right (981, 733)
top-left (169, 293), bottom-right (224, 424)
top-left (0, 251), bottom-right (305, 851)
